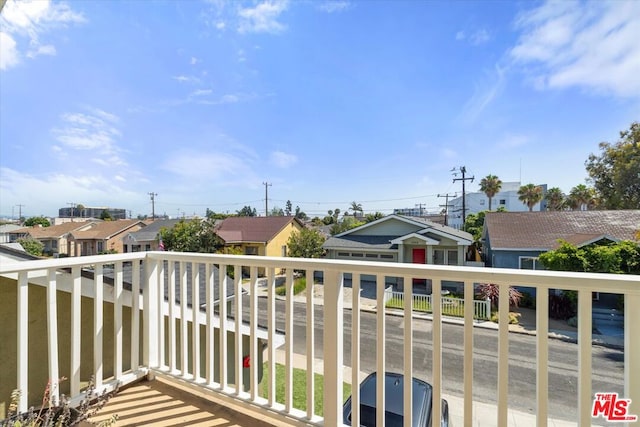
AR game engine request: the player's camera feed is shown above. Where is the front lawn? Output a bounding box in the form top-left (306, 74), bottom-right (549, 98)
top-left (259, 362), bottom-right (351, 416)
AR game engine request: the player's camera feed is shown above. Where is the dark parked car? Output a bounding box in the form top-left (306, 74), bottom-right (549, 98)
top-left (343, 372), bottom-right (450, 427)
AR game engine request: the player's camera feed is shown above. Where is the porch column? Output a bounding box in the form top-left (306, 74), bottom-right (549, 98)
top-left (323, 270), bottom-right (344, 426)
top-left (426, 246), bottom-right (433, 265)
top-left (458, 246), bottom-right (464, 266)
top-left (398, 242), bottom-right (404, 263)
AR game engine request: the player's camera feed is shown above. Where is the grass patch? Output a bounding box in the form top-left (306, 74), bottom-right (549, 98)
top-left (259, 362), bottom-right (351, 416)
top-left (275, 277), bottom-right (307, 296)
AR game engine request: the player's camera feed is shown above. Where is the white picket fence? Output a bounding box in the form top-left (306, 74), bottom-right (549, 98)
top-left (384, 288), bottom-right (492, 320)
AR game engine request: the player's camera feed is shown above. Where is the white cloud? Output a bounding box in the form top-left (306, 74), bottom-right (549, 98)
top-left (497, 133), bottom-right (530, 149)
top-left (190, 89), bottom-right (213, 97)
top-left (455, 31), bottom-right (465, 41)
top-left (52, 108), bottom-right (127, 172)
top-left (216, 21), bottom-right (226, 30)
top-left (26, 43), bottom-right (56, 58)
top-left (510, 0), bottom-right (640, 98)
top-left (0, 32), bottom-right (19, 69)
top-left (317, 1), bottom-right (350, 13)
top-left (0, 0), bottom-right (85, 70)
top-left (190, 56), bottom-right (199, 65)
top-left (460, 64), bottom-right (506, 122)
top-left (238, 0), bottom-right (288, 34)
top-left (172, 75), bottom-right (201, 84)
top-left (270, 151), bottom-right (297, 168)
top-left (470, 29), bottom-right (490, 45)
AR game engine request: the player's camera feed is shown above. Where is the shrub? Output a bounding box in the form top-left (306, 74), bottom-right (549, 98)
top-left (477, 283), bottom-right (523, 311)
top-left (3, 377), bottom-right (118, 427)
top-left (549, 293), bottom-right (576, 320)
top-left (490, 311), bottom-right (521, 324)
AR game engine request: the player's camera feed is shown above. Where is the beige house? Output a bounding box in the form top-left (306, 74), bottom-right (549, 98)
top-left (68, 220), bottom-right (146, 255)
top-left (10, 221), bottom-right (98, 256)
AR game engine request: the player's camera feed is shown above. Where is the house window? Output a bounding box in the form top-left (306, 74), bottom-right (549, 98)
top-left (433, 249), bottom-right (445, 265)
top-left (337, 252), bottom-right (350, 257)
top-left (447, 250), bottom-right (458, 266)
top-left (499, 199), bottom-right (506, 205)
top-left (479, 200), bottom-right (485, 205)
top-left (245, 246), bottom-right (258, 255)
top-left (519, 257), bottom-right (541, 270)
top-left (97, 241), bottom-right (104, 253)
top-left (365, 253), bottom-right (378, 258)
top-left (52, 240), bottom-right (58, 249)
top-left (351, 253), bottom-right (364, 258)
top-left (380, 254), bottom-right (395, 260)
top-left (281, 245), bottom-right (287, 257)
top-left (145, 244), bottom-right (151, 251)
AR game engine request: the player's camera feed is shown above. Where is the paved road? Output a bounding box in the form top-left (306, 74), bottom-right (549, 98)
top-left (237, 298), bottom-right (624, 423)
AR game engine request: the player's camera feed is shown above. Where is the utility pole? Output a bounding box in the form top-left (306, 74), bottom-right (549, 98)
top-left (148, 192), bottom-right (157, 220)
top-left (415, 203), bottom-right (425, 217)
top-left (437, 193), bottom-right (457, 226)
top-left (263, 182), bottom-right (272, 216)
top-left (452, 166), bottom-right (474, 225)
top-left (16, 204), bottom-right (25, 223)
top-left (67, 202), bottom-right (75, 218)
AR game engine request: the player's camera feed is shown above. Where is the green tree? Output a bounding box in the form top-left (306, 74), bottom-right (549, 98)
top-left (364, 212), bottom-right (385, 223)
top-left (100, 210), bottom-right (113, 221)
top-left (518, 183), bottom-right (543, 211)
top-left (270, 206), bottom-right (284, 216)
top-left (287, 228), bottom-right (326, 258)
top-left (568, 184), bottom-right (596, 211)
top-left (463, 211), bottom-right (486, 242)
top-left (205, 208), bottom-right (232, 220)
top-left (479, 174), bottom-right (502, 211)
top-left (349, 201), bottom-right (363, 217)
top-left (585, 122), bottom-right (640, 209)
top-left (24, 216), bottom-right (51, 227)
top-left (329, 216), bottom-right (364, 235)
top-left (17, 237), bottom-right (44, 257)
top-left (294, 206), bottom-right (308, 220)
top-left (159, 218), bottom-right (223, 253)
top-left (285, 200), bottom-right (293, 216)
top-left (545, 187), bottom-right (565, 211)
top-left (236, 206), bottom-right (257, 217)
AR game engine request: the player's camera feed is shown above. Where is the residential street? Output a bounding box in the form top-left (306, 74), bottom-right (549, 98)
top-left (239, 297), bottom-right (624, 423)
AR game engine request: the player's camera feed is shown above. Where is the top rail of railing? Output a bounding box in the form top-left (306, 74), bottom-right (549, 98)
top-left (1, 251), bottom-right (638, 294)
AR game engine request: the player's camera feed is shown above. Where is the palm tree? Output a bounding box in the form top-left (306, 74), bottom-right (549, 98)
top-left (350, 201), bottom-right (363, 217)
top-left (569, 184), bottom-right (595, 211)
top-left (545, 187), bottom-right (565, 211)
top-left (518, 183), bottom-right (543, 211)
top-left (479, 174), bottom-right (502, 211)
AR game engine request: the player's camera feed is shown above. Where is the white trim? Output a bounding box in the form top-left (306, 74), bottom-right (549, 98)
top-left (415, 227), bottom-right (473, 245)
top-left (334, 214), bottom-right (445, 238)
top-left (390, 233), bottom-right (440, 245)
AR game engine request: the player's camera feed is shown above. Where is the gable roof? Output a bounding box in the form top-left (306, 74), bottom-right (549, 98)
top-left (13, 221), bottom-right (97, 239)
top-left (483, 210), bottom-right (640, 251)
top-left (124, 219), bottom-right (189, 242)
top-left (69, 219), bottom-right (145, 240)
top-left (324, 214), bottom-right (473, 251)
top-left (216, 216), bottom-right (302, 244)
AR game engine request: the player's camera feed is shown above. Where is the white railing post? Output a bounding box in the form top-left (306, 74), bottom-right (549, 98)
top-left (70, 266), bottom-right (81, 397)
top-left (577, 289), bottom-right (593, 426)
top-left (323, 269), bottom-right (344, 427)
top-left (143, 256), bottom-right (160, 368)
top-left (626, 292), bottom-right (640, 425)
top-left (46, 268), bottom-right (60, 405)
top-left (94, 264), bottom-right (104, 388)
top-left (17, 272), bottom-right (28, 412)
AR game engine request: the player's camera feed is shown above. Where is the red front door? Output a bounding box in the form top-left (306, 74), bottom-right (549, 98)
top-left (412, 248), bottom-right (426, 286)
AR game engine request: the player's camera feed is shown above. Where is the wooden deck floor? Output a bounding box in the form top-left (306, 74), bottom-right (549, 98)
top-left (90, 378), bottom-right (285, 427)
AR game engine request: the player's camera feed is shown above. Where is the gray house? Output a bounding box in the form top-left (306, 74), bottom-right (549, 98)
top-left (482, 210), bottom-right (640, 269)
top-left (323, 214), bottom-right (475, 292)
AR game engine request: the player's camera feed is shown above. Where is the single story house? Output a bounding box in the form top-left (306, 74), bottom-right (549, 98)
top-left (482, 210), bottom-right (640, 270)
top-left (10, 221), bottom-right (99, 256)
top-left (323, 214), bottom-right (475, 292)
top-left (68, 220), bottom-right (146, 256)
top-left (215, 216), bottom-right (305, 258)
top-left (123, 219), bottom-right (184, 252)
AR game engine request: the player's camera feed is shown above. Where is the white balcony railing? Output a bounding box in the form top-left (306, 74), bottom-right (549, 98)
top-left (1, 252), bottom-right (638, 426)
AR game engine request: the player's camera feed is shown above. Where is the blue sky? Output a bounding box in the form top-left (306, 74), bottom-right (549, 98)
top-left (1, 0), bottom-right (639, 220)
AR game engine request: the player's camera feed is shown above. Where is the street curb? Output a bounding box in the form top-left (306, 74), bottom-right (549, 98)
top-left (256, 293), bottom-right (624, 351)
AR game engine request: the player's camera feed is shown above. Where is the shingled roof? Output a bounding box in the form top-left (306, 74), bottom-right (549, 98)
top-left (70, 219), bottom-right (144, 240)
top-left (483, 210), bottom-right (640, 250)
top-left (14, 221), bottom-right (98, 238)
top-left (216, 216), bottom-right (302, 244)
